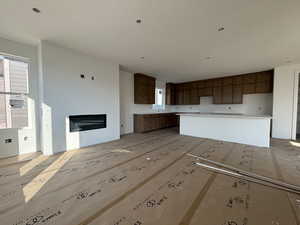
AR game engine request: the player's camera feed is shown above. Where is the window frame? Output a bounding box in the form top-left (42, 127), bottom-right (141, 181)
top-left (152, 87), bottom-right (165, 110)
top-left (0, 53), bottom-right (30, 130)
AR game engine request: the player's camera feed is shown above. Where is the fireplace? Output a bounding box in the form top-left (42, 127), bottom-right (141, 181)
top-left (69, 114), bottom-right (106, 132)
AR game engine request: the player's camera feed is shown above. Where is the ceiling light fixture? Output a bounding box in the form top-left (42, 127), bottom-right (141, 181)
top-left (136, 19), bottom-right (142, 24)
top-left (218, 27), bottom-right (225, 32)
top-left (32, 8), bottom-right (41, 13)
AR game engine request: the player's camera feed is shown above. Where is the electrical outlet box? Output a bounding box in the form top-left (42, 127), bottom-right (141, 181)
top-left (5, 139), bottom-right (12, 144)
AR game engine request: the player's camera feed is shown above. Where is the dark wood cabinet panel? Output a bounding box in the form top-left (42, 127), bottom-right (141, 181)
top-left (243, 73), bottom-right (257, 84)
top-left (222, 85), bottom-right (233, 104)
top-left (223, 77), bottom-right (233, 86)
top-left (134, 73), bottom-right (156, 104)
top-left (205, 79), bottom-right (214, 87)
top-left (197, 80), bottom-right (205, 88)
top-left (190, 87), bottom-right (199, 104)
top-left (233, 85), bottom-right (243, 104)
top-left (164, 70), bottom-right (273, 105)
top-left (175, 85), bottom-right (184, 105)
top-left (134, 113), bottom-right (178, 133)
top-left (213, 78), bottom-right (223, 87)
top-left (233, 76), bottom-right (243, 85)
top-left (166, 83), bottom-right (176, 105)
top-left (213, 87), bottom-right (222, 104)
top-left (243, 83), bottom-right (256, 94)
top-left (183, 87), bottom-right (190, 105)
top-left (199, 87), bottom-right (213, 97)
top-left (256, 81), bottom-right (272, 93)
top-left (173, 84), bottom-right (199, 105)
top-left (256, 70), bottom-right (273, 82)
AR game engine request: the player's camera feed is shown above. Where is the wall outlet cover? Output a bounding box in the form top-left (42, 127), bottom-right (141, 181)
top-left (5, 139), bottom-right (12, 143)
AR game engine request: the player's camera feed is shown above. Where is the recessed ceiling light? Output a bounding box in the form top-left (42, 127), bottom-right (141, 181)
top-left (136, 19), bottom-right (142, 24)
top-left (32, 8), bottom-right (41, 13)
top-left (218, 27), bottom-right (225, 32)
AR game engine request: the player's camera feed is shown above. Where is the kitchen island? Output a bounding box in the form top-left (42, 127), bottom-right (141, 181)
top-left (178, 113), bottom-right (272, 147)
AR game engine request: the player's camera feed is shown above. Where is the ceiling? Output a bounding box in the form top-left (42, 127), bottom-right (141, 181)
top-left (1, 0), bottom-right (300, 82)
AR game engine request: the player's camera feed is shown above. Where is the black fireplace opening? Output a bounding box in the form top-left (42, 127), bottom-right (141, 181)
top-left (69, 114), bottom-right (107, 132)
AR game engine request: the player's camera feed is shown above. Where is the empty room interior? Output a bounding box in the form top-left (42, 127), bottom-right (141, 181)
top-left (1, 1), bottom-right (300, 224)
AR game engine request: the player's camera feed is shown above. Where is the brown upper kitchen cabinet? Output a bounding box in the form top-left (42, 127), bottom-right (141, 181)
top-left (255, 70), bottom-right (273, 93)
top-left (134, 73), bottom-right (156, 104)
top-left (164, 70), bottom-right (273, 105)
top-left (213, 87), bottom-right (222, 104)
top-left (166, 83), bottom-right (176, 105)
top-left (190, 85), bottom-right (200, 104)
top-left (222, 85), bottom-right (233, 104)
top-left (233, 85), bottom-right (243, 104)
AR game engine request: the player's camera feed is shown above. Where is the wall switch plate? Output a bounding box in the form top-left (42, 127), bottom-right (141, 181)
top-left (5, 139), bottom-right (12, 144)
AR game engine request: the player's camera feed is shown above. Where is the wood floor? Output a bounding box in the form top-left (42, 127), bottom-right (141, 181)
top-left (0, 128), bottom-right (300, 225)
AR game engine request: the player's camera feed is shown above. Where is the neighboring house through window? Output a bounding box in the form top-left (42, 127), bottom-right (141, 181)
top-left (0, 55), bottom-right (29, 129)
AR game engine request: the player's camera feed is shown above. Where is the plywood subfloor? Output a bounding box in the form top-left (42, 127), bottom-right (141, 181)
top-left (0, 128), bottom-right (300, 225)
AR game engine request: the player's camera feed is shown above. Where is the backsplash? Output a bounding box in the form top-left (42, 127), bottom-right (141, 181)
top-left (171, 94), bottom-right (273, 115)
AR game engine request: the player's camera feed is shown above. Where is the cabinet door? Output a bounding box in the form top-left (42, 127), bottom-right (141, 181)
top-left (256, 70), bottom-right (273, 82)
top-left (213, 87), bottom-right (222, 104)
top-left (243, 73), bottom-right (257, 84)
top-left (213, 78), bottom-right (223, 87)
top-left (233, 75), bottom-right (243, 85)
top-left (134, 73), bottom-right (156, 104)
top-left (198, 88), bottom-right (205, 97)
top-left (144, 117), bottom-right (153, 132)
top-left (166, 83), bottom-right (176, 105)
top-left (243, 83), bottom-right (256, 94)
top-left (223, 77), bottom-right (233, 86)
top-left (199, 87), bottom-right (213, 97)
top-left (178, 87), bottom-right (184, 105)
top-left (183, 87), bottom-right (191, 105)
top-left (190, 87), bottom-right (199, 104)
top-left (233, 85), bottom-right (243, 104)
top-left (222, 85), bottom-right (233, 104)
top-left (256, 81), bottom-right (272, 93)
top-left (148, 79), bottom-right (156, 104)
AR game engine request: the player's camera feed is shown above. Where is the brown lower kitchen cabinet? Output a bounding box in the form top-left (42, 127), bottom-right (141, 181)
top-left (134, 113), bottom-right (178, 133)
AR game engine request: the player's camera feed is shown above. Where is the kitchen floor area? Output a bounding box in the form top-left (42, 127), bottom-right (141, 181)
top-left (0, 128), bottom-right (299, 225)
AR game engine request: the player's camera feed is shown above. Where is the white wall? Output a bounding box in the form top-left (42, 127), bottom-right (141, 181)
top-left (40, 41), bottom-right (120, 155)
top-left (272, 64), bottom-right (300, 139)
top-left (0, 37), bottom-right (40, 158)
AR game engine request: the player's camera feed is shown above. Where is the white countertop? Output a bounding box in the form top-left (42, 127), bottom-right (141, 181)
top-left (134, 112), bottom-right (175, 115)
top-left (177, 113), bottom-right (272, 119)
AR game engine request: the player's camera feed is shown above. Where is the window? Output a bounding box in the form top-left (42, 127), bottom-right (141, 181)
top-left (153, 88), bottom-right (165, 110)
top-left (0, 55), bottom-right (29, 129)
